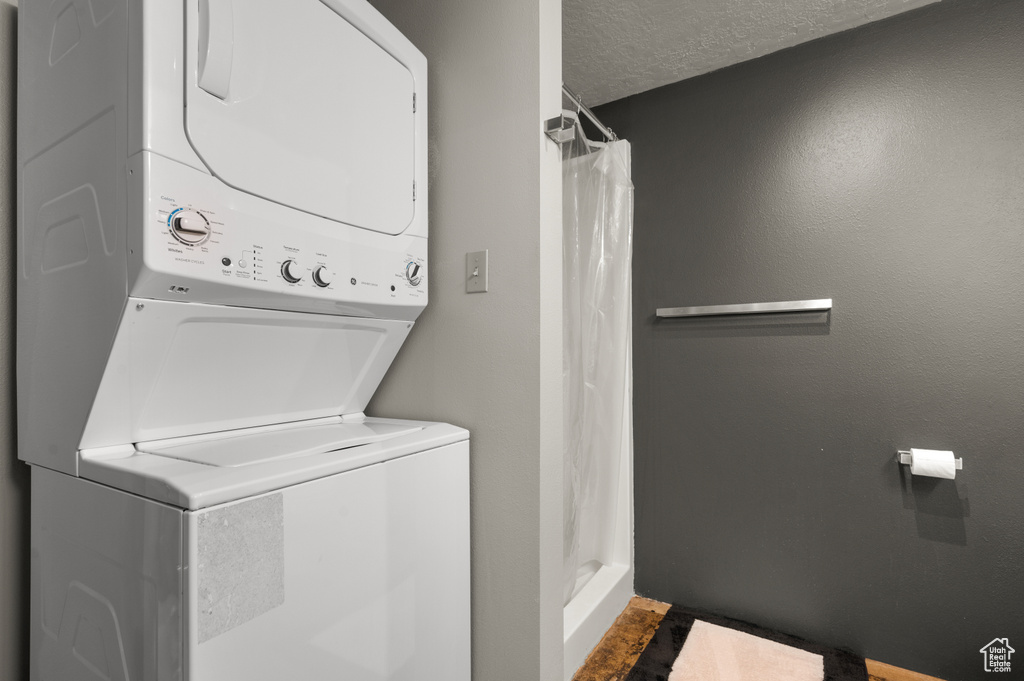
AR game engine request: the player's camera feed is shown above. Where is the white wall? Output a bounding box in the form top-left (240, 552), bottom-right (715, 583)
top-left (0, 2), bottom-right (30, 680)
top-left (364, 1), bottom-right (563, 679)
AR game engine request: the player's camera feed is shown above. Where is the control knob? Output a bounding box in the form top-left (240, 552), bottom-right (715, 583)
top-left (312, 266), bottom-right (332, 288)
top-left (405, 261), bottom-right (423, 287)
top-left (169, 210), bottom-right (210, 245)
top-left (281, 259), bottom-right (303, 283)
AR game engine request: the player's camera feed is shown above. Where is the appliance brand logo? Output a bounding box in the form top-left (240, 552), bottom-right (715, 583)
top-left (980, 638), bottom-right (1014, 673)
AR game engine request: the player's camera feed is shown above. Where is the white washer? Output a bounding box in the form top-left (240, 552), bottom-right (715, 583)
top-left (34, 418), bottom-right (469, 680)
top-left (17, 1), bottom-right (469, 679)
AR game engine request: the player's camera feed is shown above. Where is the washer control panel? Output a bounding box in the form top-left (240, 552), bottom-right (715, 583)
top-left (143, 180), bottom-right (427, 316)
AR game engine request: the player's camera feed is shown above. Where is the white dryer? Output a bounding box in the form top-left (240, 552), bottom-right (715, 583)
top-left (17, 0), bottom-right (469, 679)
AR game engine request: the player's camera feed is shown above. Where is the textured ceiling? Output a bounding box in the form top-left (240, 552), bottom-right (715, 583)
top-left (564, 0), bottom-right (940, 106)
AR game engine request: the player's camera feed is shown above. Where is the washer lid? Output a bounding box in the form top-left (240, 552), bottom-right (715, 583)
top-left (79, 418), bottom-right (470, 510)
top-left (185, 0), bottom-right (418, 236)
top-left (138, 420), bottom-right (421, 467)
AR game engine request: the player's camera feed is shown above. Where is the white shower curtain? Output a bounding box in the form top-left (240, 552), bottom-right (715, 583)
top-left (562, 114), bottom-right (634, 605)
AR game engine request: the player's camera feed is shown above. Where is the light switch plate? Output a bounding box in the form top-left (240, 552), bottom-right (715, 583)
top-left (466, 250), bottom-right (488, 293)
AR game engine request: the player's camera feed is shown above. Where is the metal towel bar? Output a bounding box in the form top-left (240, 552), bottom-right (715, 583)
top-left (656, 298), bottom-right (832, 318)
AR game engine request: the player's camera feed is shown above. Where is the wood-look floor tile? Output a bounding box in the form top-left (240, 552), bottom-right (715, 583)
top-left (865, 659), bottom-right (947, 681)
top-left (571, 597), bottom-right (670, 681)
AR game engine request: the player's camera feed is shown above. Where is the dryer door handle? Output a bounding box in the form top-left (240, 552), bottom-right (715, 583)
top-left (198, 0), bottom-right (234, 99)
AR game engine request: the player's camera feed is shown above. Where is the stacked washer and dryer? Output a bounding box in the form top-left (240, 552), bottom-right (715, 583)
top-left (17, 0), bottom-right (470, 679)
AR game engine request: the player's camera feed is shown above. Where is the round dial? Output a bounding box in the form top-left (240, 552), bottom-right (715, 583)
top-left (312, 266), bottom-right (332, 288)
top-left (281, 259), bottom-right (303, 283)
top-left (405, 261), bottom-right (423, 286)
top-left (169, 210), bottom-right (210, 245)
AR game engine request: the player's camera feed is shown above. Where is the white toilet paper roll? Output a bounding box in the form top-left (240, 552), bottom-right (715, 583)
top-left (909, 448), bottom-right (957, 480)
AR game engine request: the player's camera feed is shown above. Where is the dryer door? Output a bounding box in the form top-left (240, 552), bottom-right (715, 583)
top-left (184, 0), bottom-right (417, 236)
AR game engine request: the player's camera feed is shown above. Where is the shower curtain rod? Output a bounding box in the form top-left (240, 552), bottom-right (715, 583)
top-left (562, 84), bottom-right (618, 142)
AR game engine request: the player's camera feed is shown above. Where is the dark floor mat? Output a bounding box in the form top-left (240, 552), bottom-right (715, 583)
top-left (625, 605), bottom-right (868, 681)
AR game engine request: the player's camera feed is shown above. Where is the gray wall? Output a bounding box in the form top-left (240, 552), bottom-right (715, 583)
top-left (1, 2), bottom-right (30, 680)
top-left (597, 1), bottom-right (1023, 679)
top-left (366, 2), bottom-right (565, 680)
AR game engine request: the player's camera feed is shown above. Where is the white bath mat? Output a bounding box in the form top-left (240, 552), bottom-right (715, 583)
top-left (668, 619), bottom-right (824, 681)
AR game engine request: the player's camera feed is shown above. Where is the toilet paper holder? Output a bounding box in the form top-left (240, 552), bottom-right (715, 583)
top-left (897, 450), bottom-right (963, 470)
